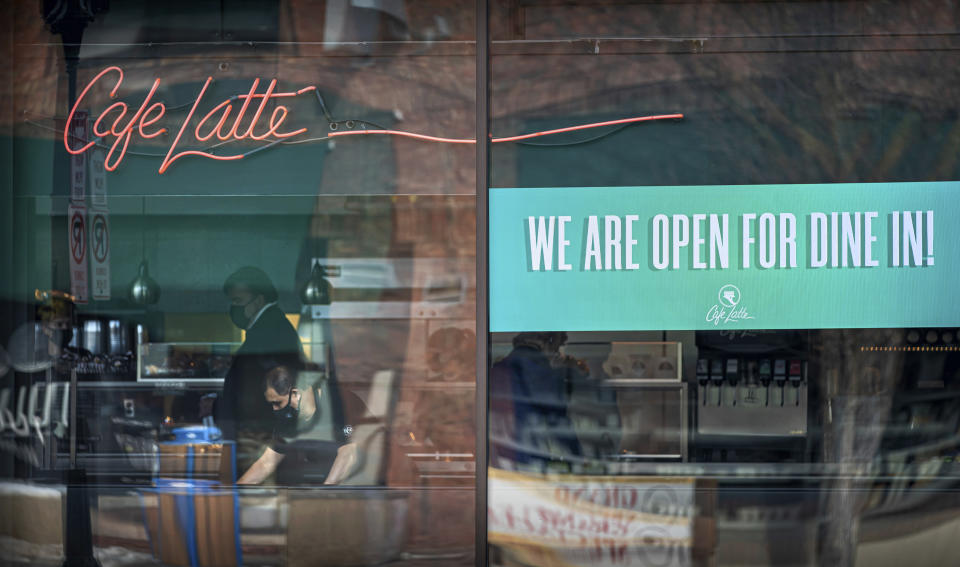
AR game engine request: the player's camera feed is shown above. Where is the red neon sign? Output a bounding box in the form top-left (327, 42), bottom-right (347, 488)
top-left (65, 66), bottom-right (315, 174)
top-left (64, 66), bottom-right (684, 174)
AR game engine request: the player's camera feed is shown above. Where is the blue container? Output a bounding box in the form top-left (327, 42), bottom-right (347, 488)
top-left (170, 425), bottom-right (221, 444)
top-left (155, 477), bottom-right (220, 491)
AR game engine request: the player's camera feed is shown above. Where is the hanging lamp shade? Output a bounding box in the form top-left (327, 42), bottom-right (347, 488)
top-left (300, 262), bottom-right (333, 305)
top-left (128, 260), bottom-right (160, 305)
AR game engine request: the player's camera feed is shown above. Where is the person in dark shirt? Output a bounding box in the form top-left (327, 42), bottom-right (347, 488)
top-left (217, 267), bottom-right (304, 473)
top-left (237, 365), bottom-right (359, 485)
top-left (489, 332), bottom-right (585, 472)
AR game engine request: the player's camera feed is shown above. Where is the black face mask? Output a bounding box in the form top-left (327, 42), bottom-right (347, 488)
top-left (229, 297), bottom-right (257, 330)
top-left (273, 389), bottom-right (300, 435)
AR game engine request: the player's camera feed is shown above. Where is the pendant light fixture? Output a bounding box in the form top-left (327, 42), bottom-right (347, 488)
top-left (297, 244), bottom-right (339, 370)
top-left (129, 260), bottom-right (160, 305)
top-left (128, 197), bottom-right (160, 305)
top-left (300, 261), bottom-right (334, 305)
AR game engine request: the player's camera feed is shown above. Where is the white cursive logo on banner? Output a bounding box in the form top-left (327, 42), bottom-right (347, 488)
top-left (705, 284), bottom-right (755, 326)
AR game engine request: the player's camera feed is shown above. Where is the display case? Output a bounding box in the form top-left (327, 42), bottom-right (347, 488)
top-left (565, 341), bottom-right (687, 464)
top-left (488, 338), bottom-right (688, 473)
top-left (137, 342), bottom-right (239, 385)
top-left (137, 341), bottom-right (331, 385)
top-left (598, 341), bottom-right (682, 384)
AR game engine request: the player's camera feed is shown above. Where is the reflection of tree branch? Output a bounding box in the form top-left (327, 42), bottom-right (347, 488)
top-left (933, 119), bottom-right (960, 179)
top-left (817, 329), bottom-right (902, 567)
top-left (713, 87), bottom-right (792, 180)
top-left (738, 76), bottom-right (840, 179)
top-left (873, 112), bottom-right (921, 180)
top-left (837, 129), bottom-right (874, 181)
top-left (668, 46), bottom-right (836, 183)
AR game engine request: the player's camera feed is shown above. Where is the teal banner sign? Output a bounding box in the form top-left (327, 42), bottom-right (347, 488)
top-left (490, 182), bottom-right (960, 332)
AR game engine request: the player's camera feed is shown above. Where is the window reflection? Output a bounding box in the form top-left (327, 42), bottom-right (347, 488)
top-left (489, 329), bottom-right (960, 566)
top-left (3, 0), bottom-right (476, 565)
top-left (488, 0), bottom-right (960, 564)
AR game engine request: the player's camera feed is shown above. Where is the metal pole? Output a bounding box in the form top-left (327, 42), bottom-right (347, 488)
top-left (69, 368), bottom-right (76, 468)
top-left (475, 0), bottom-right (490, 565)
top-left (45, 4), bottom-right (106, 565)
top-left (63, 368), bottom-right (99, 567)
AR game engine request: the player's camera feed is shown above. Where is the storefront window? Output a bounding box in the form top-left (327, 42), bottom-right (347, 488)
top-left (487, 1), bottom-right (960, 567)
top-left (2, 1), bottom-right (475, 565)
top-left (3, 1), bottom-right (960, 567)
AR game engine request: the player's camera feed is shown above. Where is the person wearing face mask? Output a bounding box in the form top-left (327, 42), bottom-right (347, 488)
top-left (216, 267), bottom-right (304, 475)
top-left (237, 365), bottom-right (359, 485)
top-left (35, 290), bottom-right (81, 357)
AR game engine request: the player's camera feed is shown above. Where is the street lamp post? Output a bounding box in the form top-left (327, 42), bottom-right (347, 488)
top-left (40, 3), bottom-right (109, 567)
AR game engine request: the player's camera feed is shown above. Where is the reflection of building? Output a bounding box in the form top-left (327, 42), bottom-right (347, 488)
top-left (3, 2), bottom-right (480, 564)
top-left (1, 1), bottom-right (960, 567)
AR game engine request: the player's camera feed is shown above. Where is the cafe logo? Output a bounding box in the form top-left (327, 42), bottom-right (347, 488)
top-left (62, 66), bottom-right (683, 175)
top-left (718, 284), bottom-right (740, 308)
top-left (706, 284), bottom-right (755, 326)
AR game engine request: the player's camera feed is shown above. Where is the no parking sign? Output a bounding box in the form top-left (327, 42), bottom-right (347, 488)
top-left (68, 203), bottom-right (88, 303)
top-left (91, 209), bottom-right (111, 300)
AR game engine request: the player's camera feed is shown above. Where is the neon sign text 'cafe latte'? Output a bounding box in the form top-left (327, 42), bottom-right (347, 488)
top-left (64, 66), bottom-right (315, 174)
top-left (63, 66), bottom-right (685, 174)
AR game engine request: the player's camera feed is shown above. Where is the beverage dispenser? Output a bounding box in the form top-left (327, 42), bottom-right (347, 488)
top-left (692, 331), bottom-right (811, 463)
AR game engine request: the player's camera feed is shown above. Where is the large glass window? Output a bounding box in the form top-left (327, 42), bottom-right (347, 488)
top-left (2, 1), bottom-right (475, 566)
top-left (3, 2), bottom-right (960, 567)
top-left (487, 1), bottom-right (960, 566)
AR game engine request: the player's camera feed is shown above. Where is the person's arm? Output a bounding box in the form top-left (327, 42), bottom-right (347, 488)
top-left (237, 446), bottom-right (285, 485)
top-left (324, 442), bottom-right (357, 485)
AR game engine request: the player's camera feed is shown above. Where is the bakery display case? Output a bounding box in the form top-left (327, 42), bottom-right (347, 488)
top-left (566, 341), bottom-right (687, 466)
top-left (137, 342), bottom-right (239, 385)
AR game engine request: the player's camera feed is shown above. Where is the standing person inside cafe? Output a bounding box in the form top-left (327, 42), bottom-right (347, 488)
top-left (217, 267), bottom-right (304, 473)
